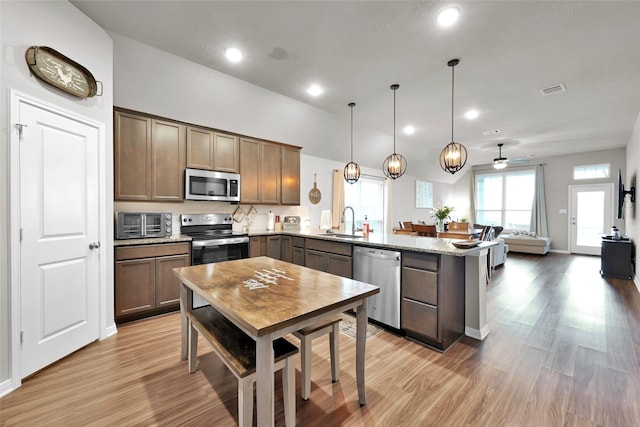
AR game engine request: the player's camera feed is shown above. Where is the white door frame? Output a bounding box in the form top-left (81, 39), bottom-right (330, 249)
top-left (567, 183), bottom-right (614, 255)
top-left (9, 89), bottom-right (108, 391)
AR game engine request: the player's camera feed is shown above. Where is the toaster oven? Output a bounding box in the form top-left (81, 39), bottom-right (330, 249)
top-left (115, 211), bottom-right (172, 239)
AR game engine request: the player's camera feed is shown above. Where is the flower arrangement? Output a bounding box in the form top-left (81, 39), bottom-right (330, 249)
top-left (431, 204), bottom-right (454, 222)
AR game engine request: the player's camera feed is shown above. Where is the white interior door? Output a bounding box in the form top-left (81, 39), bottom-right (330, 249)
top-left (569, 184), bottom-right (613, 255)
top-left (18, 97), bottom-right (101, 378)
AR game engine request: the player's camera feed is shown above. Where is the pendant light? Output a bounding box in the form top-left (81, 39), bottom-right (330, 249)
top-left (493, 143), bottom-right (508, 169)
top-left (344, 102), bottom-right (361, 184)
top-left (383, 84), bottom-right (407, 179)
top-left (439, 58), bottom-right (468, 175)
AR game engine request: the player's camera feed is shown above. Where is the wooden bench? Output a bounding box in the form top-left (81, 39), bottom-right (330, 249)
top-left (292, 315), bottom-right (342, 400)
top-left (187, 306), bottom-right (298, 427)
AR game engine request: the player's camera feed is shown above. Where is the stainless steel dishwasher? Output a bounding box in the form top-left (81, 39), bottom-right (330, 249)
top-left (353, 246), bottom-right (401, 329)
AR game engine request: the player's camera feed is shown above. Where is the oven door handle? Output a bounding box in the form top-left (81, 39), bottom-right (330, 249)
top-left (191, 236), bottom-right (250, 248)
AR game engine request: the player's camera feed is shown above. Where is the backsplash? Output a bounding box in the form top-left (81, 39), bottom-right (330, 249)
top-left (114, 201), bottom-right (309, 235)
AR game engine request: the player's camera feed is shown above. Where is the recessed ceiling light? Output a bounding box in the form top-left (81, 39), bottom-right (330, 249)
top-left (404, 125), bottom-right (415, 135)
top-left (465, 110), bottom-right (479, 120)
top-left (306, 84), bottom-right (323, 97)
top-left (437, 7), bottom-right (460, 27)
top-left (225, 47), bottom-right (243, 62)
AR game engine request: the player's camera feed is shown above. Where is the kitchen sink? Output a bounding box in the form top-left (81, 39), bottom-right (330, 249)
top-left (325, 231), bottom-right (365, 239)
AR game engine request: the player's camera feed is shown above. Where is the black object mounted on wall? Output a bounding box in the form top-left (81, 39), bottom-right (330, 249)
top-left (617, 169), bottom-right (636, 219)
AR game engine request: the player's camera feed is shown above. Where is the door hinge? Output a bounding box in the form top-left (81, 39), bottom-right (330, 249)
top-left (15, 123), bottom-right (27, 141)
top-left (20, 228), bottom-right (23, 242)
top-left (20, 331), bottom-right (23, 344)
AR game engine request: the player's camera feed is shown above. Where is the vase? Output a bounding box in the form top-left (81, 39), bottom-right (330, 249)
top-left (436, 219), bottom-right (445, 233)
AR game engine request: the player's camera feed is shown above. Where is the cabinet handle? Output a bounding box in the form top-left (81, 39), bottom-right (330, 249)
top-left (89, 241), bottom-right (101, 250)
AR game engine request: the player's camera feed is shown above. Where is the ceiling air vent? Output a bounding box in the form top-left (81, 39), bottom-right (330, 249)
top-left (482, 129), bottom-right (501, 136)
top-left (539, 83), bottom-right (567, 96)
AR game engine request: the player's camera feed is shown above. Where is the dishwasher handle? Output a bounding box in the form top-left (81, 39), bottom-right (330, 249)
top-left (355, 248), bottom-right (400, 262)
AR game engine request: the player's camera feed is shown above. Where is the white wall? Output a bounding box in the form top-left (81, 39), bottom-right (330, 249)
top-left (625, 113), bottom-right (640, 289)
top-left (0, 1), bottom-right (113, 392)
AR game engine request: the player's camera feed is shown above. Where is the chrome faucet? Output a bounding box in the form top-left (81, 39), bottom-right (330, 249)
top-left (342, 206), bottom-right (355, 235)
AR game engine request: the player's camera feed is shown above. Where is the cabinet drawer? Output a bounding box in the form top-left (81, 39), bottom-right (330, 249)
top-left (402, 298), bottom-right (438, 340)
top-left (403, 251), bottom-right (438, 271)
top-left (305, 238), bottom-right (352, 256)
top-left (292, 236), bottom-right (305, 248)
top-left (116, 242), bottom-right (190, 261)
top-left (402, 267), bottom-right (437, 305)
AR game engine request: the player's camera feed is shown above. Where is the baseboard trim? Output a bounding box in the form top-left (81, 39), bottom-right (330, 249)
top-left (550, 249), bottom-right (570, 254)
top-left (634, 277), bottom-right (640, 294)
top-left (0, 378), bottom-right (16, 398)
top-left (465, 325), bottom-right (490, 341)
top-left (103, 323), bottom-right (118, 340)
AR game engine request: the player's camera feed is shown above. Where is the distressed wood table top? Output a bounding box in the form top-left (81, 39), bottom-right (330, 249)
top-left (173, 256), bottom-right (379, 337)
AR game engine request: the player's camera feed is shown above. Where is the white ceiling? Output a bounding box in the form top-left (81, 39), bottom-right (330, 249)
top-left (72, 0), bottom-right (640, 179)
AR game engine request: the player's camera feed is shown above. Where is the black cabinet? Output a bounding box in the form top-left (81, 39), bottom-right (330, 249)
top-left (600, 238), bottom-right (634, 279)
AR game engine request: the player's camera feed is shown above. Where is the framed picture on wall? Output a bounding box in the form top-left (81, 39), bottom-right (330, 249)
top-left (416, 180), bottom-right (433, 208)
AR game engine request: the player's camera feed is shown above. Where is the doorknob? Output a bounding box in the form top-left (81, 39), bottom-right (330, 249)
top-left (89, 241), bottom-right (101, 250)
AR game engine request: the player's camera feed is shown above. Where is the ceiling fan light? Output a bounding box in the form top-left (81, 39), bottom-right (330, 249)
top-left (493, 143), bottom-right (508, 169)
top-left (493, 158), bottom-right (508, 169)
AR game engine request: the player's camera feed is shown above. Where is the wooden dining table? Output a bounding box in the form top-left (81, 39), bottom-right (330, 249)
top-left (173, 256), bottom-right (380, 427)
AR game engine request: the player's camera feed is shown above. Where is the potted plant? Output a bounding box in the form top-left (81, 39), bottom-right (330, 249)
top-left (431, 204), bottom-right (453, 232)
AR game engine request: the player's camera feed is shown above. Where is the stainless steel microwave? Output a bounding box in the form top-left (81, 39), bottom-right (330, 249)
top-left (116, 211), bottom-right (172, 239)
top-left (184, 168), bottom-right (240, 202)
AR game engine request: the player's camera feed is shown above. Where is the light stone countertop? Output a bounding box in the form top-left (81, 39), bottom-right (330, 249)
top-left (247, 229), bottom-right (497, 257)
top-left (113, 234), bottom-right (192, 247)
top-left (113, 230), bottom-right (496, 256)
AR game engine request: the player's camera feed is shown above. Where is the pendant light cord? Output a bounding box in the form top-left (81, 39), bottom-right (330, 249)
top-left (350, 103), bottom-right (354, 161)
top-left (451, 63), bottom-right (455, 143)
top-left (391, 84), bottom-right (399, 154)
top-left (394, 88), bottom-right (396, 153)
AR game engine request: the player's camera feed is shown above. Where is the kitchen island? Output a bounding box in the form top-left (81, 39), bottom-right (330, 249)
top-left (248, 229), bottom-right (497, 343)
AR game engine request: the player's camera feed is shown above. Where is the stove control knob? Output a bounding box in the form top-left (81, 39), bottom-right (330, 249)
top-left (166, 227), bottom-right (171, 233)
top-left (165, 214), bottom-right (171, 220)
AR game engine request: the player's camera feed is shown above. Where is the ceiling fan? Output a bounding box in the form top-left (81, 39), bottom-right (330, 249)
top-left (492, 143), bottom-right (529, 169)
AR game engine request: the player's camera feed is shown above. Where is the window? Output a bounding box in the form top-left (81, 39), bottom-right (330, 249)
top-left (344, 175), bottom-right (385, 233)
top-left (475, 170), bottom-right (535, 230)
top-left (573, 164), bottom-right (610, 180)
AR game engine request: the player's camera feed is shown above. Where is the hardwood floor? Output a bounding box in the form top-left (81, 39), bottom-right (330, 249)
top-left (2, 253), bottom-right (639, 426)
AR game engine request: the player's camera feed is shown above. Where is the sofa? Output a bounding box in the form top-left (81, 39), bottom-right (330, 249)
top-left (491, 238), bottom-right (509, 268)
top-left (472, 224), bottom-right (508, 268)
top-left (500, 232), bottom-right (552, 255)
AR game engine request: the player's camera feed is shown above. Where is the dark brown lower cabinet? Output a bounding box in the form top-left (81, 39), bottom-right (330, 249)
top-left (115, 242), bottom-right (190, 322)
top-left (304, 238), bottom-right (352, 278)
top-left (292, 237), bottom-right (305, 266)
top-left (250, 235), bottom-right (283, 260)
top-left (281, 236), bottom-right (293, 263)
top-left (401, 251), bottom-right (464, 351)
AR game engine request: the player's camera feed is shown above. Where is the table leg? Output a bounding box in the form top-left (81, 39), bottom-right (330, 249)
top-left (356, 301), bottom-right (367, 405)
top-left (256, 333), bottom-right (275, 427)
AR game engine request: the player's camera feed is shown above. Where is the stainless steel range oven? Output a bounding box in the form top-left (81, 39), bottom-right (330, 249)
top-left (181, 213), bottom-right (249, 307)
